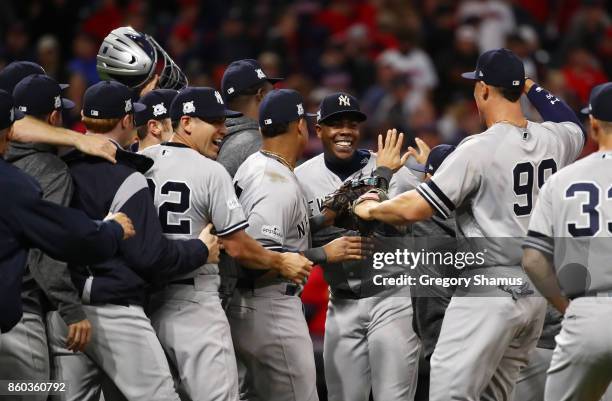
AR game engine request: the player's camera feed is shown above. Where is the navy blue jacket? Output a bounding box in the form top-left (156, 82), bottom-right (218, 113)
top-left (0, 158), bottom-right (123, 333)
top-left (64, 147), bottom-right (208, 305)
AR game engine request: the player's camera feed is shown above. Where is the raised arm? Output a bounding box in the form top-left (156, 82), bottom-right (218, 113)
top-left (354, 189), bottom-right (434, 225)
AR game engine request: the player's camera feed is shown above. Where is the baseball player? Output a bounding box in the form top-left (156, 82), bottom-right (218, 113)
top-left (523, 82), bottom-right (612, 401)
top-left (218, 58), bottom-right (282, 177)
top-left (0, 61), bottom-right (118, 163)
top-left (354, 48), bottom-right (586, 400)
top-left (141, 87), bottom-right (313, 401)
top-left (47, 81), bottom-right (219, 401)
top-left (229, 89), bottom-right (369, 401)
top-left (0, 74), bottom-right (89, 398)
top-left (133, 88), bottom-right (178, 151)
top-left (0, 88), bottom-right (133, 335)
top-left (295, 92), bottom-right (421, 401)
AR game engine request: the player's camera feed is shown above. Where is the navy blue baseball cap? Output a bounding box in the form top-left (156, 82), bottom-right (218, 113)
top-left (134, 89), bottom-right (179, 127)
top-left (461, 48), bottom-right (525, 90)
top-left (411, 144), bottom-right (456, 175)
top-left (315, 92), bottom-right (367, 124)
top-left (581, 82), bottom-right (612, 122)
top-left (259, 89), bottom-right (305, 127)
top-left (13, 74), bottom-right (74, 115)
top-left (82, 81), bottom-right (145, 119)
top-left (221, 59), bottom-right (283, 101)
top-left (0, 90), bottom-right (25, 130)
top-left (170, 87), bottom-right (242, 121)
top-left (0, 61), bottom-right (46, 93)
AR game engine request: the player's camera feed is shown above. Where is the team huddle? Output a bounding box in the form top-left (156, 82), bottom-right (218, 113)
top-left (0, 26), bottom-right (611, 401)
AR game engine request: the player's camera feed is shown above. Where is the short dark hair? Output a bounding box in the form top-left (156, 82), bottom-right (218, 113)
top-left (228, 81), bottom-right (270, 109)
top-left (136, 125), bottom-right (148, 140)
top-left (496, 85), bottom-right (523, 102)
top-left (260, 121), bottom-right (289, 138)
top-left (171, 119), bottom-right (180, 131)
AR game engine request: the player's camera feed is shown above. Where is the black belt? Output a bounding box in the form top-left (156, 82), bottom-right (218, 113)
top-left (236, 278), bottom-right (299, 296)
top-left (330, 285), bottom-right (388, 300)
top-left (169, 278), bottom-right (195, 286)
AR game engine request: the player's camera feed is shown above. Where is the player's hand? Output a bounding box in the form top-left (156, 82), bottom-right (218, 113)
top-left (200, 223), bottom-right (220, 263)
top-left (139, 74), bottom-right (160, 96)
top-left (76, 134), bottom-right (117, 164)
top-left (375, 128), bottom-right (410, 172)
top-left (278, 253), bottom-right (313, 284)
top-left (66, 319), bottom-right (92, 352)
top-left (353, 199), bottom-right (379, 221)
top-left (323, 236), bottom-right (374, 263)
top-left (105, 212), bottom-right (135, 239)
top-left (406, 137), bottom-right (431, 165)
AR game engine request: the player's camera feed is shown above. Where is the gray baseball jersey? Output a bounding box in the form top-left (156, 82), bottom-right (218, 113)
top-left (295, 152), bottom-right (420, 291)
top-left (141, 142), bottom-right (248, 277)
top-left (417, 121), bottom-right (584, 267)
top-left (425, 121), bottom-right (583, 401)
top-left (524, 150), bottom-right (612, 401)
top-left (296, 152), bottom-right (421, 401)
top-left (141, 142), bottom-right (246, 401)
top-left (525, 150), bottom-right (612, 287)
top-left (233, 151), bottom-right (310, 254)
top-left (229, 151), bottom-right (319, 401)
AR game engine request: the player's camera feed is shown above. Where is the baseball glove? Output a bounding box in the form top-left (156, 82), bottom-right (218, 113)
top-left (321, 175), bottom-right (388, 234)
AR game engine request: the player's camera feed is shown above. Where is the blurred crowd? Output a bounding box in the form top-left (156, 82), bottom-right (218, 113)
top-left (1, 0), bottom-right (610, 156)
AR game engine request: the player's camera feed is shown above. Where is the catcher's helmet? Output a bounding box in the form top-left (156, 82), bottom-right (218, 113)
top-left (97, 26), bottom-right (187, 90)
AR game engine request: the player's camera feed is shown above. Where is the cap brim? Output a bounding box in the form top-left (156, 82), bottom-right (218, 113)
top-left (461, 71), bottom-right (478, 80)
top-left (225, 109), bottom-right (242, 118)
top-left (59, 83), bottom-right (70, 90)
top-left (61, 98), bottom-right (75, 110)
top-left (133, 102), bottom-right (146, 113)
top-left (319, 110), bottom-right (367, 124)
top-left (580, 107), bottom-right (590, 115)
top-left (267, 77), bottom-right (284, 84)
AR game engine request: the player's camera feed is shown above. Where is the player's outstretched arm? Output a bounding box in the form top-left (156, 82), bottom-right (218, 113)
top-left (319, 236), bottom-right (374, 263)
top-left (9, 116), bottom-right (117, 163)
top-left (13, 195), bottom-right (132, 265)
top-left (221, 230), bottom-right (313, 284)
top-left (354, 189), bottom-right (434, 225)
top-left (522, 248), bottom-right (569, 314)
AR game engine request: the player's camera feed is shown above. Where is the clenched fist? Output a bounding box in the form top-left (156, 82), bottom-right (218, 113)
top-left (278, 253), bottom-right (313, 284)
top-left (199, 223), bottom-right (220, 263)
top-left (105, 212), bottom-right (135, 239)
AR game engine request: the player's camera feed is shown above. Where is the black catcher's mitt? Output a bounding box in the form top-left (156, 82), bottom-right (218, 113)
top-left (321, 175), bottom-right (388, 234)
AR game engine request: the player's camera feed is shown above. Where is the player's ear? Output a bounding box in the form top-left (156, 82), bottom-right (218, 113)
top-left (256, 87), bottom-right (266, 103)
top-left (481, 83), bottom-right (489, 101)
top-left (589, 115), bottom-right (600, 143)
top-left (148, 120), bottom-right (161, 138)
top-left (181, 116), bottom-right (191, 134)
top-left (121, 113), bottom-right (133, 130)
top-left (315, 124), bottom-right (322, 139)
top-left (49, 110), bottom-right (61, 126)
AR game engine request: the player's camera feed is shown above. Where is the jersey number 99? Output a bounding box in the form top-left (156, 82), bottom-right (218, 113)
top-left (513, 158), bottom-right (557, 216)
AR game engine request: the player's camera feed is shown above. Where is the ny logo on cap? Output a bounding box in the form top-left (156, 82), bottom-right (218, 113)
top-left (215, 91), bottom-right (224, 105)
top-left (183, 101), bottom-right (195, 114)
top-left (125, 99), bottom-right (132, 112)
top-left (54, 95), bottom-right (61, 109)
top-left (297, 103), bottom-right (304, 116)
top-left (153, 103), bottom-right (167, 117)
top-left (338, 95), bottom-right (351, 106)
top-left (255, 69), bottom-right (266, 79)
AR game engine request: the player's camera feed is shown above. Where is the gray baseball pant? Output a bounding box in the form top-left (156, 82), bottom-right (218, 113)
top-left (0, 312), bottom-right (49, 401)
top-left (227, 283), bottom-right (319, 401)
top-left (148, 274), bottom-right (239, 401)
top-left (512, 346), bottom-right (554, 401)
top-left (429, 295), bottom-right (546, 401)
top-left (47, 304), bottom-right (180, 401)
top-left (324, 291), bottom-right (420, 401)
top-left (545, 298), bottom-right (612, 401)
